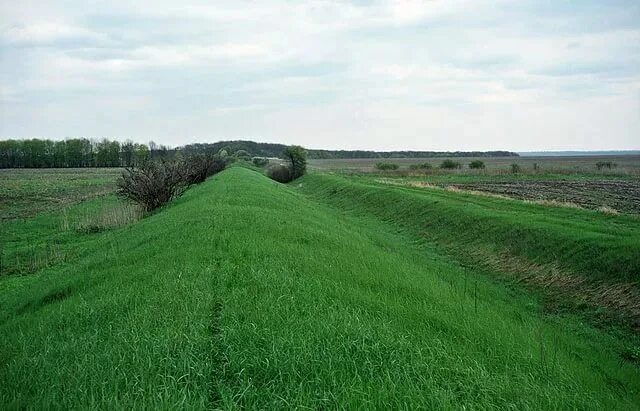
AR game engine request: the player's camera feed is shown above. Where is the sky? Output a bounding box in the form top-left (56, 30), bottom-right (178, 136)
top-left (0, 1), bottom-right (639, 151)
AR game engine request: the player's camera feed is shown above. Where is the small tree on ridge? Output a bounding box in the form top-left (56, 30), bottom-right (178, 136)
top-left (284, 145), bottom-right (307, 179)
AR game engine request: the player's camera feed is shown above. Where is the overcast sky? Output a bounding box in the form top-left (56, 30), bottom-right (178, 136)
top-left (1, 1), bottom-right (639, 151)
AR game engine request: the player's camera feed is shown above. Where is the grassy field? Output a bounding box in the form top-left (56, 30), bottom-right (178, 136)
top-left (309, 154), bottom-right (640, 175)
top-left (0, 168), bottom-right (127, 277)
top-left (1, 165), bottom-right (639, 408)
top-left (308, 155), bottom-right (640, 214)
top-left (0, 168), bottom-right (120, 221)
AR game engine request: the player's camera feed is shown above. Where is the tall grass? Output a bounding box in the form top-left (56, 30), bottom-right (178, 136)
top-left (301, 173), bottom-right (640, 283)
top-left (0, 198), bottom-right (141, 277)
top-left (300, 173), bottom-right (640, 330)
top-left (0, 242), bottom-right (66, 276)
top-left (1, 168), bottom-right (639, 408)
top-left (61, 202), bottom-right (142, 233)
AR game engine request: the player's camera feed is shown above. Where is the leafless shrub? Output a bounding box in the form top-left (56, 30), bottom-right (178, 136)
top-left (117, 161), bottom-right (186, 211)
top-left (116, 154), bottom-right (227, 212)
top-left (180, 154), bottom-right (227, 185)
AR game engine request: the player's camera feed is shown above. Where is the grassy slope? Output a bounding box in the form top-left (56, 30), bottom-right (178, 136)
top-left (301, 174), bottom-right (640, 284)
top-left (1, 195), bottom-right (130, 276)
top-left (0, 168), bottom-right (119, 221)
top-left (1, 167), bottom-right (639, 408)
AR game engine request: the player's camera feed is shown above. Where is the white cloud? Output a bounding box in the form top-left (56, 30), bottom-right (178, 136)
top-left (2, 22), bottom-right (108, 45)
top-left (0, 0), bottom-right (638, 150)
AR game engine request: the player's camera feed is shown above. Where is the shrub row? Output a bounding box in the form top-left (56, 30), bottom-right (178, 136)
top-left (252, 157), bottom-right (269, 167)
top-left (596, 161), bottom-right (617, 170)
top-left (439, 159), bottom-right (462, 169)
top-left (409, 163), bottom-right (433, 170)
top-left (379, 160), bottom-right (467, 171)
top-left (378, 160), bottom-right (529, 173)
top-left (181, 154), bottom-right (227, 185)
top-left (390, 161), bottom-right (620, 173)
top-left (375, 162), bottom-right (399, 171)
top-left (117, 154), bottom-right (227, 211)
top-left (468, 160), bottom-right (485, 169)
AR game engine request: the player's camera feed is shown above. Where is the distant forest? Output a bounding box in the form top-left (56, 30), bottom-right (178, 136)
top-left (0, 138), bottom-right (518, 168)
top-left (180, 141), bottom-right (519, 159)
top-left (0, 139), bottom-right (156, 168)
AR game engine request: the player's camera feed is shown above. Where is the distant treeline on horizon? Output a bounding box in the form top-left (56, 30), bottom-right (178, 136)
top-left (0, 138), bottom-right (519, 168)
top-left (181, 141), bottom-right (519, 160)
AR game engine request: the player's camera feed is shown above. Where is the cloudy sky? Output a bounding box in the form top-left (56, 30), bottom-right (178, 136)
top-left (1, 1), bottom-right (638, 151)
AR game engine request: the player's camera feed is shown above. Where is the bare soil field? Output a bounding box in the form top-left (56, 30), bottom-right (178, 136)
top-left (310, 155), bottom-right (640, 175)
top-left (445, 179), bottom-right (640, 214)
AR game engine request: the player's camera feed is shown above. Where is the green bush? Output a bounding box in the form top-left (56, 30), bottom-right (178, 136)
top-left (252, 157), bottom-right (269, 167)
top-left (596, 161), bottom-right (617, 170)
top-left (375, 162), bottom-right (399, 171)
top-left (266, 164), bottom-right (292, 183)
top-left (409, 163), bottom-right (432, 170)
top-left (468, 160), bottom-right (485, 169)
top-left (234, 149), bottom-right (251, 160)
top-left (440, 160), bottom-right (462, 169)
top-left (510, 163), bottom-right (521, 173)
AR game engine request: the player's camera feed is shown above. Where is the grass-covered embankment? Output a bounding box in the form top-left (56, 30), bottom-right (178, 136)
top-left (1, 167), bottom-right (639, 408)
top-left (301, 174), bottom-right (640, 282)
top-left (300, 173), bottom-right (640, 328)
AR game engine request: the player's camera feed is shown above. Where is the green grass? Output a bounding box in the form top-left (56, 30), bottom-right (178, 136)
top-left (1, 167), bottom-right (639, 408)
top-left (299, 173), bottom-right (640, 332)
top-left (1, 195), bottom-right (141, 276)
top-left (309, 154), bottom-right (640, 176)
top-left (0, 168), bottom-right (120, 221)
top-left (300, 173), bottom-right (640, 283)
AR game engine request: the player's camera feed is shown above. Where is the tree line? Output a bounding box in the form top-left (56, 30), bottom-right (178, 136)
top-left (182, 140), bottom-right (519, 159)
top-left (0, 138), bottom-right (519, 168)
top-left (0, 139), bottom-right (171, 168)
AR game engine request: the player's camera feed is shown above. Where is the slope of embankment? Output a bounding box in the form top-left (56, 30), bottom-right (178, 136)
top-left (300, 174), bottom-right (640, 328)
top-left (1, 167), bottom-right (639, 408)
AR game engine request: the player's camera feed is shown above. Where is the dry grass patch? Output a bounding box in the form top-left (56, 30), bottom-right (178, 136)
top-left (444, 185), bottom-right (513, 200)
top-left (597, 205), bottom-right (620, 215)
top-left (461, 245), bottom-right (640, 331)
top-left (61, 202), bottom-right (142, 234)
top-left (523, 199), bottom-right (583, 210)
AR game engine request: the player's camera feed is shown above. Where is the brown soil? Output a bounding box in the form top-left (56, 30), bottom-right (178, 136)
top-left (448, 180), bottom-right (640, 214)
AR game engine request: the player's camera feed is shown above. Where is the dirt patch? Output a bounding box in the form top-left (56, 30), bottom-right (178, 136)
top-left (447, 180), bottom-right (640, 214)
